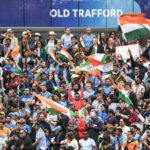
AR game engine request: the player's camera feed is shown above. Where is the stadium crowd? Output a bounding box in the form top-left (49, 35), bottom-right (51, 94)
top-left (0, 27), bottom-right (149, 150)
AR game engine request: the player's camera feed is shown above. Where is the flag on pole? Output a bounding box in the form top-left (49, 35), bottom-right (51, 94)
top-left (118, 13), bottom-right (150, 41)
top-left (88, 54), bottom-right (112, 66)
top-left (117, 83), bottom-right (133, 105)
top-left (11, 45), bottom-right (20, 64)
top-left (33, 93), bottom-right (74, 117)
top-left (49, 48), bottom-right (59, 64)
top-left (80, 34), bottom-right (86, 48)
top-left (60, 48), bottom-right (73, 62)
top-left (88, 54), bottom-right (113, 72)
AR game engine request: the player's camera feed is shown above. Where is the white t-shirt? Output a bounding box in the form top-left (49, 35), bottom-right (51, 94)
top-left (67, 139), bottom-right (79, 150)
top-left (79, 138), bottom-right (96, 150)
top-left (120, 125), bottom-right (130, 135)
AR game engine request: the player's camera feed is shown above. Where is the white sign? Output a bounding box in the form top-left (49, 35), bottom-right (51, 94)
top-left (116, 44), bottom-right (140, 60)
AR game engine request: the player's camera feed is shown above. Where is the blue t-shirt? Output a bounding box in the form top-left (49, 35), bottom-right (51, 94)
top-left (36, 128), bottom-right (47, 150)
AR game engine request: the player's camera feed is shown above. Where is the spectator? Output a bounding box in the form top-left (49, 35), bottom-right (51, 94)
top-left (15, 129), bottom-right (32, 150)
top-left (32, 122), bottom-right (47, 150)
top-left (61, 27), bottom-right (73, 48)
top-left (79, 131), bottom-right (97, 150)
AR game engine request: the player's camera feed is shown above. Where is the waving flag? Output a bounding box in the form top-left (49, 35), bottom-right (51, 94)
top-left (80, 34), bottom-right (86, 48)
top-left (118, 13), bottom-right (150, 41)
top-left (33, 93), bottom-right (74, 117)
top-left (117, 83), bottom-right (133, 105)
top-left (88, 54), bottom-right (113, 72)
top-left (11, 45), bottom-right (20, 64)
top-left (60, 48), bottom-right (73, 62)
top-left (50, 48), bottom-right (59, 64)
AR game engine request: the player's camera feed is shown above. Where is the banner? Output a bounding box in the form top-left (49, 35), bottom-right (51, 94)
top-left (0, 0), bottom-right (149, 27)
top-left (116, 44), bottom-right (140, 59)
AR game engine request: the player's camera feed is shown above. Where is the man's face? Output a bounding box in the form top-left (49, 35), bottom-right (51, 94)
top-left (20, 118), bottom-right (25, 124)
top-left (24, 88), bottom-right (30, 95)
top-left (127, 132), bottom-right (132, 139)
top-left (16, 123), bottom-right (21, 130)
top-left (65, 28), bottom-right (71, 34)
top-left (41, 62), bottom-right (46, 68)
top-left (93, 38), bottom-right (98, 45)
top-left (75, 94), bottom-right (80, 101)
top-left (108, 38), bottom-right (114, 45)
top-left (19, 130), bottom-right (26, 138)
top-left (33, 50), bottom-right (38, 56)
top-left (53, 94), bottom-right (59, 101)
top-left (73, 85), bottom-right (79, 91)
top-left (125, 85), bottom-right (131, 92)
top-left (86, 28), bottom-right (92, 34)
top-left (107, 127), bottom-right (113, 133)
top-left (24, 51), bottom-right (30, 57)
top-left (71, 38), bottom-right (76, 45)
top-left (41, 74), bottom-right (46, 80)
top-left (97, 95), bottom-right (103, 102)
top-left (49, 35), bottom-right (55, 40)
top-left (6, 117), bottom-right (11, 123)
top-left (113, 66), bottom-right (118, 72)
top-left (57, 39), bottom-right (62, 46)
top-left (135, 78), bottom-right (141, 84)
top-left (119, 119), bottom-right (125, 126)
top-left (116, 130), bottom-right (121, 137)
top-left (41, 86), bottom-right (47, 92)
top-left (86, 83), bottom-right (92, 91)
top-left (105, 79), bottom-right (111, 86)
top-left (134, 67), bottom-right (139, 74)
top-left (0, 123), bottom-right (4, 129)
top-left (39, 114), bottom-right (45, 121)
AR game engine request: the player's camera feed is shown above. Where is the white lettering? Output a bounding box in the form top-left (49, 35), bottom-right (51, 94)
top-left (117, 9), bottom-right (123, 16)
top-left (64, 9), bottom-right (70, 17)
top-left (97, 9), bottom-right (103, 17)
top-left (110, 9), bottom-right (116, 17)
top-left (72, 9), bottom-right (78, 17)
top-left (50, 9), bottom-right (57, 17)
top-left (78, 9), bottom-right (84, 17)
top-left (91, 9), bottom-right (97, 17)
top-left (103, 9), bottom-right (110, 17)
top-left (85, 9), bottom-right (91, 17)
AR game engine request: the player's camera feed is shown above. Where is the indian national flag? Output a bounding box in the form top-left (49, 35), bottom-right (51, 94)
top-left (117, 83), bottom-right (133, 105)
top-left (33, 93), bottom-right (74, 117)
top-left (50, 48), bottom-right (59, 64)
top-left (11, 45), bottom-right (20, 64)
top-left (118, 13), bottom-right (150, 41)
top-left (80, 34), bottom-right (86, 48)
top-left (60, 48), bottom-right (73, 62)
top-left (88, 54), bottom-right (113, 72)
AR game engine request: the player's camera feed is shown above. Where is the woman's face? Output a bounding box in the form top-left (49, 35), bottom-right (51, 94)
top-left (22, 58), bottom-right (26, 63)
top-left (101, 32), bottom-right (105, 38)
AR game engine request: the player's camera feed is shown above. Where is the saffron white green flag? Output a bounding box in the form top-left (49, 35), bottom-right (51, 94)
top-left (60, 48), bottom-right (73, 62)
top-left (118, 13), bottom-right (150, 41)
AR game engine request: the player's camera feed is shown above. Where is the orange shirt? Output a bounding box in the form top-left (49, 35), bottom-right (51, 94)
top-left (124, 139), bottom-right (139, 150)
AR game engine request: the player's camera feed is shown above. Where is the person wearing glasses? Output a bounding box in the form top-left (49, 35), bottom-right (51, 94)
top-left (15, 129), bottom-right (32, 150)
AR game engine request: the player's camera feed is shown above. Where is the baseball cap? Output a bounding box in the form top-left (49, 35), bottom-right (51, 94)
top-left (34, 32), bottom-right (41, 37)
top-left (49, 31), bottom-right (55, 35)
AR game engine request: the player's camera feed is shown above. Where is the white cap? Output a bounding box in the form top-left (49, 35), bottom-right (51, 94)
top-left (7, 28), bottom-right (13, 33)
top-left (49, 31), bottom-right (55, 35)
top-left (35, 32), bottom-right (41, 37)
